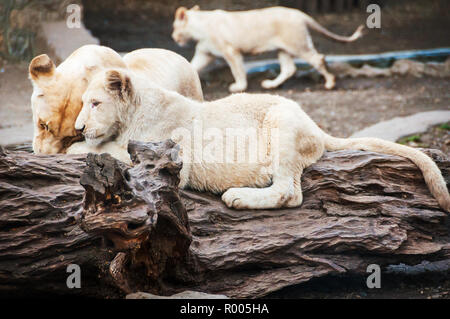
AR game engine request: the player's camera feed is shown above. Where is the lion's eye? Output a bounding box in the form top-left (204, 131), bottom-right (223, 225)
top-left (40, 122), bottom-right (49, 131)
top-left (91, 101), bottom-right (101, 108)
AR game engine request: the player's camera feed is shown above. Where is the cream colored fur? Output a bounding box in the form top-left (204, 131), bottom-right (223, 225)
top-left (122, 48), bottom-right (203, 102)
top-left (172, 6), bottom-right (364, 92)
top-left (74, 68), bottom-right (450, 212)
top-left (66, 141), bottom-right (131, 164)
top-left (29, 45), bottom-right (126, 154)
top-left (29, 45), bottom-right (203, 155)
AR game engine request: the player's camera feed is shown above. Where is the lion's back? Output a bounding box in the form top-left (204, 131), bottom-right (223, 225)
top-left (123, 48), bottom-right (204, 101)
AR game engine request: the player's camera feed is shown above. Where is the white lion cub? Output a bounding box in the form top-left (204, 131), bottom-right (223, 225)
top-left (172, 6), bottom-right (364, 92)
top-left (74, 68), bottom-right (450, 212)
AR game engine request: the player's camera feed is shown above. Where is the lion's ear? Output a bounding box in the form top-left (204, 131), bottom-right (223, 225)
top-left (105, 69), bottom-right (133, 100)
top-left (175, 7), bottom-right (187, 21)
top-left (191, 5), bottom-right (200, 11)
top-left (29, 54), bottom-right (55, 82)
top-left (84, 65), bottom-right (99, 78)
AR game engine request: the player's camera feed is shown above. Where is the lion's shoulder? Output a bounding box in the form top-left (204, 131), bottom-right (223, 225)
top-left (123, 49), bottom-right (203, 101)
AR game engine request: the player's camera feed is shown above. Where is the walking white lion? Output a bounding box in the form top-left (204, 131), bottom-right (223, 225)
top-left (172, 6), bottom-right (364, 92)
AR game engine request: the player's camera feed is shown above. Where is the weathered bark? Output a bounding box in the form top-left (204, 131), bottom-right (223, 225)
top-left (0, 141), bottom-right (448, 298)
top-left (78, 141), bottom-right (191, 295)
top-left (0, 149), bottom-right (111, 297)
top-left (0, 141), bottom-right (191, 297)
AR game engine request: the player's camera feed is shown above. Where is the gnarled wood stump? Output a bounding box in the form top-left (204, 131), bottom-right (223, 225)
top-left (0, 141), bottom-right (448, 298)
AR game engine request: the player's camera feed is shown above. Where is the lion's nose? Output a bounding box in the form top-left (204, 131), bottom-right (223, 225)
top-left (76, 125), bottom-right (85, 134)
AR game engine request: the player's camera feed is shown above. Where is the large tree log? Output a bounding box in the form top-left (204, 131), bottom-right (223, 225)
top-left (0, 141), bottom-right (448, 298)
top-left (0, 142), bottom-right (191, 297)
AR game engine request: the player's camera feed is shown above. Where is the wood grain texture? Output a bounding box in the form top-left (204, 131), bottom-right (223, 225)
top-left (0, 142), bottom-right (448, 298)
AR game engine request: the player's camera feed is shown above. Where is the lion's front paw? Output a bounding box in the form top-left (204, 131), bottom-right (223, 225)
top-left (221, 188), bottom-right (247, 209)
top-left (66, 141), bottom-right (91, 154)
top-left (229, 82), bottom-right (247, 93)
top-left (324, 76), bottom-right (336, 90)
top-left (261, 79), bottom-right (278, 90)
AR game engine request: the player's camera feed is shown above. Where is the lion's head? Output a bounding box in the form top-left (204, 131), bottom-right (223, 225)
top-left (172, 5), bottom-right (200, 46)
top-left (29, 46), bottom-right (126, 154)
top-left (29, 54), bottom-right (88, 153)
top-left (75, 69), bottom-right (137, 147)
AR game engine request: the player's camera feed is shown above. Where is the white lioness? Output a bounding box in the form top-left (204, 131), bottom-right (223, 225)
top-left (74, 68), bottom-right (450, 212)
top-left (29, 45), bottom-right (203, 154)
top-left (172, 6), bottom-right (364, 92)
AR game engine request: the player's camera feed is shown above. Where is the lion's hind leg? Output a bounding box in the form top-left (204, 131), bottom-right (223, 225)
top-left (282, 25), bottom-right (336, 90)
top-left (221, 116), bottom-right (303, 209)
top-left (299, 51), bottom-right (335, 90)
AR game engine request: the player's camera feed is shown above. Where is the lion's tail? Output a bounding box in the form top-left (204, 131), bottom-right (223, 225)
top-left (304, 15), bottom-right (364, 43)
top-left (323, 134), bottom-right (450, 212)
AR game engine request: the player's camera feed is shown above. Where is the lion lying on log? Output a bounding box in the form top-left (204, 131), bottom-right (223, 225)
top-left (67, 67), bottom-right (450, 211)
